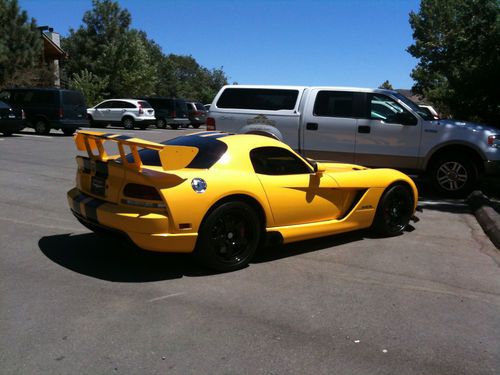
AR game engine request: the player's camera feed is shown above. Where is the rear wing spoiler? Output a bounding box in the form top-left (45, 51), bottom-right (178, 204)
top-left (74, 130), bottom-right (198, 170)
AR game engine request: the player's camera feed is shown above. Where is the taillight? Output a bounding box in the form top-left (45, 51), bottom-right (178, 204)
top-left (488, 135), bottom-right (499, 148)
top-left (123, 183), bottom-right (161, 200)
top-left (59, 107), bottom-right (64, 119)
top-left (206, 117), bottom-right (216, 130)
top-left (122, 183), bottom-right (166, 208)
top-left (21, 109), bottom-right (26, 120)
top-left (172, 110), bottom-right (176, 118)
top-left (138, 104), bottom-right (144, 115)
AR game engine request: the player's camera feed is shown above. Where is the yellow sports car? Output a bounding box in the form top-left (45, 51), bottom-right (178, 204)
top-left (67, 130), bottom-right (418, 271)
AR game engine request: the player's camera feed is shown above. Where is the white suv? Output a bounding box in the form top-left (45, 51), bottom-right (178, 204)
top-left (87, 99), bottom-right (156, 130)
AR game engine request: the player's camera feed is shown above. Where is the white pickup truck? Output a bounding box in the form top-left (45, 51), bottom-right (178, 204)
top-left (207, 85), bottom-right (500, 196)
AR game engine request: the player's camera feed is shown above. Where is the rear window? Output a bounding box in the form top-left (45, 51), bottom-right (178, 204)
top-left (195, 102), bottom-right (205, 110)
top-left (123, 133), bottom-right (229, 169)
top-left (314, 91), bottom-right (355, 118)
top-left (217, 88), bottom-right (299, 111)
top-left (62, 91), bottom-right (85, 106)
top-left (138, 101), bottom-right (152, 108)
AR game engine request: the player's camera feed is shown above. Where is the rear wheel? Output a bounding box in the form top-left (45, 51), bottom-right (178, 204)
top-left (194, 201), bottom-right (261, 272)
top-left (156, 118), bottom-right (167, 129)
top-left (429, 154), bottom-right (477, 197)
top-left (34, 120), bottom-right (50, 135)
top-left (372, 184), bottom-right (413, 237)
top-left (122, 117), bottom-right (135, 130)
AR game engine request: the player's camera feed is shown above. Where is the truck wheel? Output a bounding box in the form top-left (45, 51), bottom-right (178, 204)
top-left (122, 117), bottom-right (135, 130)
top-left (372, 184), bottom-right (413, 237)
top-left (429, 154), bottom-right (477, 197)
top-left (34, 120), bottom-right (50, 135)
top-left (156, 118), bottom-right (167, 129)
top-left (194, 201), bottom-right (261, 272)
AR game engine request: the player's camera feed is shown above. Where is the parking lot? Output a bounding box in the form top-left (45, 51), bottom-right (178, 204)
top-left (1, 127), bottom-right (500, 374)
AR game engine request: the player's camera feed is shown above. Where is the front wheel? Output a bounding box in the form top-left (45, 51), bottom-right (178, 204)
top-left (372, 184), bottom-right (413, 237)
top-left (194, 201), bottom-right (261, 272)
top-left (122, 117), bottom-right (135, 130)
top-left (429, 154), bottom-right (477, 197)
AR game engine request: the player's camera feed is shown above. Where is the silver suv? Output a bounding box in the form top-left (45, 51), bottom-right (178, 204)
top-left (87, 99), bottom-right (156, 130)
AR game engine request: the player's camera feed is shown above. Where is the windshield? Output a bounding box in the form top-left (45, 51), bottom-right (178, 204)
top-left (393, 92), bottom-right (435, 121)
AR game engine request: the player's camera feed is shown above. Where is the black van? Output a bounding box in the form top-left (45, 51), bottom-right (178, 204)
top-left (0, 88), bottom-right (88, 135)
top-left (137, 97), bottom-right (190, 129)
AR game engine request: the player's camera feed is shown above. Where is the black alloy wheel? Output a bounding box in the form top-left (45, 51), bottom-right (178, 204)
top-left (373, 184), bottom-right (413, 237)
top-left (195, 201), bottom-right (261, 272)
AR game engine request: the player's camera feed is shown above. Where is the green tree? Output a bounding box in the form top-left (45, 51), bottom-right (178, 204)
top-left (379, 80), bottom-right (394, 90)
top-left (69, 69), bottom-right (108, 106)
top-left (408, 0), bottom-right (500, 125)
top-left (0, 0), bottom-right (48, 87)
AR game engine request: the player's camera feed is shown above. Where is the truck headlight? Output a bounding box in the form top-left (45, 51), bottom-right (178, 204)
top-left (488, 135), bottom-right (500, 148)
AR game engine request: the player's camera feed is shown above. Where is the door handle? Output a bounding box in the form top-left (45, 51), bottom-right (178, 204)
top-left (306, 122), bottom-right (318, 130)
top-left (358, 125), bottom-right (371, 134)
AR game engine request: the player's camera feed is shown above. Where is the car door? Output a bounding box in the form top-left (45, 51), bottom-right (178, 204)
top-left (354, 93), bottom-right (421, 169)
top-left (93, 101), bottom-right (113, 123)
top-left (250, 146), bottom-right (343, 226)
top-left (301, 89), bottom-right (361, 163)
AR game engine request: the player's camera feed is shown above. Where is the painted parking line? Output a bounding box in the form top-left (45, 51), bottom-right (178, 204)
top-left (18, 134), bottom-right (54, 139)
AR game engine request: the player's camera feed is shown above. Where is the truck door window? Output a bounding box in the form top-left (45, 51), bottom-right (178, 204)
top-left (369, 94), bottom-right (417, 125)
top-left (313, 91), bottom-right (355, 118)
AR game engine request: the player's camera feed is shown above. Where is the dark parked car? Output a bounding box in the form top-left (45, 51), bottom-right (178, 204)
top-left (0, 100), bottom-right (25, 136)
top-left (137, 97), bottom-right (190, 129)
top-left (0, 88), bottom-right (88, 135)
top-left (186, 101), bottom-right (207, 128)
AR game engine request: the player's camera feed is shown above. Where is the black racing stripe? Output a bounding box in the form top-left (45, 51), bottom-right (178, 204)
top-left (72, 193), bottom-right (86, 215)
top-left (101, 133), bottom-right (115, 138)
top-left (94, 160), bottom-right (108, 177)
top-left (114, 135), bottom-right (132, 140)
top-left (85, 198), bottom-right (105, 223)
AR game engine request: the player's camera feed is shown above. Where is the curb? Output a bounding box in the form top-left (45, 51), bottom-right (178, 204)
top-left (467, 191), bottom-right (500, 249)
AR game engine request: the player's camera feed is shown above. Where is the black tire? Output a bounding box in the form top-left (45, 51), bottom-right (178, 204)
top-left (34, 120), bottom-right (50, 135)
top-left (194, 201), bottom-right (261, 272)
top-left (170, 124), bottom-right (179, 130)
top-left (429, 153), bottom-right (478, 197)
top-left (156, 118), bottom-right (167, 129)
top-left (122, 117), bottom-right (135, 130)
top-left (372, 184), bottom-right (413, 237)
top-left (62, 127), bottom-right (77, 136)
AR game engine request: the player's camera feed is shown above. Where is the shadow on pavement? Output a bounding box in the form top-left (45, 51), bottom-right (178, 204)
top-left (39, 233), bottom-right (213, 282)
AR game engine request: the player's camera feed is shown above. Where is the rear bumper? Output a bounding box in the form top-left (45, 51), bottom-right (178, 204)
top-left (135, 117), bottom-right (156, 124)
top-left (168, 118), bottom-right (190, 126)
top-left (67, 187), bottom-right (197, 253)
top-left (1, 119), bottom-right (25, 132)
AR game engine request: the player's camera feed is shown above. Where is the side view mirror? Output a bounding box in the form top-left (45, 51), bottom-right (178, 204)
top-left (311, 161), bottom-right (326, 174)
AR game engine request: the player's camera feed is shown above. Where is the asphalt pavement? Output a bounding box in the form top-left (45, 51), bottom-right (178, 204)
top-left (1, 127), bottom-right (499, 375)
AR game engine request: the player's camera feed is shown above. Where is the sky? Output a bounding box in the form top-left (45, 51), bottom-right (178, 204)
top-left (19, 0), bottom-right (422, 89)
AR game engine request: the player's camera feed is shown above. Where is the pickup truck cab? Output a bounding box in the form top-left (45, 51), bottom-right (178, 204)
top-left (207, 85), bottom-right (500, 196)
